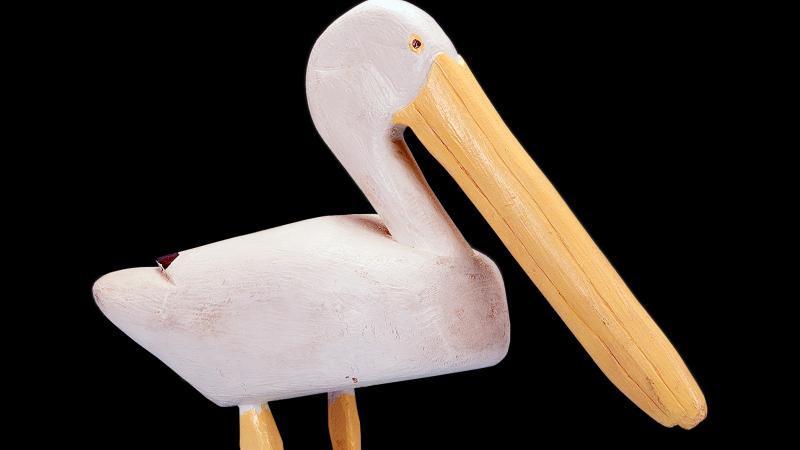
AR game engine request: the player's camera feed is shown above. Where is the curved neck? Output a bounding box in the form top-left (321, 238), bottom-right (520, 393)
top-left (306, 63), bottom-right (470, 257)
top-left (341, 129), bottom-right (471, 257)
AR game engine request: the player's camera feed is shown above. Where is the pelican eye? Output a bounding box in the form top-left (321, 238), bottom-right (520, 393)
top-left (409, 34), bottom-right (424, 53)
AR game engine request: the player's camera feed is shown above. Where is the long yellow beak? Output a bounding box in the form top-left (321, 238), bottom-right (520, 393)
top-left (394, 54), bottom-right (706, 429)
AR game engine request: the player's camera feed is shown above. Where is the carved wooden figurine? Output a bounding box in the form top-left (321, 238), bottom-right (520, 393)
top-left (94, 1), bottom-right (706, 448)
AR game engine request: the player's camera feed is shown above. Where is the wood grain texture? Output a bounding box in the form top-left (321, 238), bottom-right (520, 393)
top-left (240, 404), bottom-right (283, 450)
top-left (394, 53), bottom-right (706, 428)
top-left (328, 390), bottom-right (361, 450)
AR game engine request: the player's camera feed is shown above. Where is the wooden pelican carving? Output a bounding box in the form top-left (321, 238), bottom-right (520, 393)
top-left (94, 1), bottom-right (706, 448)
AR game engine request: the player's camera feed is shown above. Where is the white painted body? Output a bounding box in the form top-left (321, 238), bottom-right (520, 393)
top-left (94, 0), bottom-right (511, 408)
top-left (94, 215), bottom-right (510, 407)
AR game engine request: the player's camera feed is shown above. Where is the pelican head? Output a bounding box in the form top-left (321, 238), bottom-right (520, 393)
top-left (307, 0), bottom-right (706, 429)
top-left (307, 0), bottom-right (457, 135)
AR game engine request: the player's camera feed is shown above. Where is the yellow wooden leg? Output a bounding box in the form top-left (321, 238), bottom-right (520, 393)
top-left (328, 389), bottom-right (361, 450)
top-left (240, 404), bottom-right (284, 450)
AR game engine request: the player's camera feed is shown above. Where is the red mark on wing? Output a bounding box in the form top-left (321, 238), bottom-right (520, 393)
top-left (156, 252), bottom-right (179, 270)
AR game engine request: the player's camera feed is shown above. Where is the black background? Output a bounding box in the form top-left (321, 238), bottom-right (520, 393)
top-left (35, 0), bottom-right (781, 447)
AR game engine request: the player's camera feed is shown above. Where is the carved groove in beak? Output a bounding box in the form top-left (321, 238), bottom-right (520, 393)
top-left (394, 54), bottom-right (706, 428)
